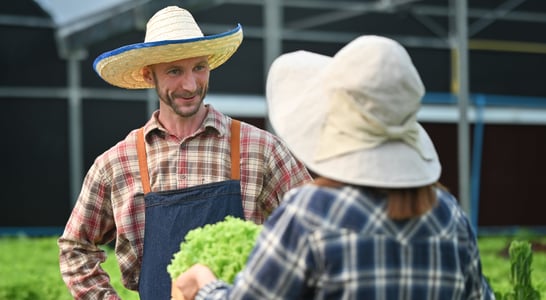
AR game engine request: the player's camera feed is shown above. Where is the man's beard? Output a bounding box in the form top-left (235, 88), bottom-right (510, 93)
top-left (164, 86), bottom-right (208, 118)
top-left (153, 73), bottom-right (209, 118)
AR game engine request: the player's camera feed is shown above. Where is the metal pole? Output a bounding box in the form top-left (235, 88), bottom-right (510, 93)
top-left (470, 95), bottom-right (486, 232)
top-left (453, 0), bottom-right (471, 215)
top-left (263, 0), bottom-right (282, 132)
top-left (67, 49), bottom-right (86, 206)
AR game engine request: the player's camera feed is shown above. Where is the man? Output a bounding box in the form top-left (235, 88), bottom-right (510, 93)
top-left (58, 6), bottom-right (312, 300)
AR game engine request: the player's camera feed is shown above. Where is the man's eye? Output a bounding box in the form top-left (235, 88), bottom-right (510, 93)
top-left (168, 69), bottom-right (180, 75)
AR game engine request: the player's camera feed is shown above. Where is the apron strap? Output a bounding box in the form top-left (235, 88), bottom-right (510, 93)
top-left (136, 119), bottom-right (242, 194)
top-left (137, 128), bottom-right (151, 194)
top-left (230, 119), bottom-right (241, 180)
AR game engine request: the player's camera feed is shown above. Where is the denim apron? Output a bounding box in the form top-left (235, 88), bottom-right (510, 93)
top-left (136, 120), bottom-right (244, 300)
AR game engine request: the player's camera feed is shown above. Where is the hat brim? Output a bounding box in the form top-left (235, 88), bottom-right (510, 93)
top-left (267, 50), bottom-right (441, 188)
top-left (93, 24), bottom-right (243, 89)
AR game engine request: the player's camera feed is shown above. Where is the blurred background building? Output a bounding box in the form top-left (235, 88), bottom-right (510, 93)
top-left (1, 0), bottom-right (545, 236)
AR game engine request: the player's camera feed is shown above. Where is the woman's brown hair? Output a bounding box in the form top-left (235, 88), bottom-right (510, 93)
top-left (313, 177), bottom-right (443, 221)
top-left (384, 184), bottom-right (441, 221)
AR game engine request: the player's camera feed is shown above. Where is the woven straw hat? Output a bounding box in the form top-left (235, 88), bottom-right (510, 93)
top-left (93, 6), bottom-right (243, 89)
top-left (266, 35), bottom-right (441, 188)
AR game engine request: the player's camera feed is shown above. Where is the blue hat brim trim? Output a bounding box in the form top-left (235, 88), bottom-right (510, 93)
top-left (93, 24), bottom-right (242, 72)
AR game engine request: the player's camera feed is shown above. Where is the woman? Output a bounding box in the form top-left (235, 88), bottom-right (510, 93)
top-left (175, 35), bottom-right (495, 300)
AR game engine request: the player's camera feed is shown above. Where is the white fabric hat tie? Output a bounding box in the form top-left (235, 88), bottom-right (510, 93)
top-left (315, 89), bottom-right (434, 162)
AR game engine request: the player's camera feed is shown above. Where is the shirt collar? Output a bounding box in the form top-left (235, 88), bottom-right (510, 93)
top-left (142, 104), bottom-right (228, 140)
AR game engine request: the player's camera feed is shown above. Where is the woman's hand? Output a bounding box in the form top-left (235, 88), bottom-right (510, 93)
top-left (174, 264), bottom-right (217, 300)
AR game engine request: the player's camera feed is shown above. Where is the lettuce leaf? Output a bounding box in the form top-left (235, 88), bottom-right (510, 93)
top-left (167, 216), bottom-right (262, 283)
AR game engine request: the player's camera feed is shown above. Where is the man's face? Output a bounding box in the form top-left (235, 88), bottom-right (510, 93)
top-left (144, 56), bottom-right (210, 118)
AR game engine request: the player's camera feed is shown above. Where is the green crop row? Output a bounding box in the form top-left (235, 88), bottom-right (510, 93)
top-left (0, 236), bottom-right (138, 300)
top-left (479, 236), bottom-right (546, 298)
top-left (0, 235), bottom-right (544, 300)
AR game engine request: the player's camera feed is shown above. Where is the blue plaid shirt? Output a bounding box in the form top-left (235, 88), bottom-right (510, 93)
top-left (196, 184), bottom-right (495, 300)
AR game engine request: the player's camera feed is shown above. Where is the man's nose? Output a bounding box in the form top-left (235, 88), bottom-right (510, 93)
top-left (178, 72), bottom-right (198, 92)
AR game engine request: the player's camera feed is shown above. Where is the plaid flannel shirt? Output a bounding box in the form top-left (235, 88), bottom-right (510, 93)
top-left (197, 185), bottom-right (495, 300)
top-left (58, 105), bottom-right (312, 300)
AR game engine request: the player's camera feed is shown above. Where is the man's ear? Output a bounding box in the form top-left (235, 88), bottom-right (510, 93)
top-left (142, 67), bottom-right (154, 84)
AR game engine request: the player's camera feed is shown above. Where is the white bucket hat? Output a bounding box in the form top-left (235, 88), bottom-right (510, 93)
top-left (93, 6), bottom-right (243, 89)
top-left (267, 35), bottom-right (441, 188)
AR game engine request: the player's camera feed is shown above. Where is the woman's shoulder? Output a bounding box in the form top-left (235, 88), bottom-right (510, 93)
top-left (282, 184), bottom-right (367, 226)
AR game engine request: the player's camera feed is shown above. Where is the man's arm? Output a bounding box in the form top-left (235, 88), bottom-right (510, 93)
top-left (58, 163), bottom-right (119, 299)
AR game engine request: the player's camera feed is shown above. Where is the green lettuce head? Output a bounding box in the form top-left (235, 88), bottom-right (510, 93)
top-left (167, 216), bottom-right (262, 283)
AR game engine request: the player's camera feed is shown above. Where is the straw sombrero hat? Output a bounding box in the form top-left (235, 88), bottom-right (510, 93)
top-left (93, 6), bottom-right (243, 89)
top-left (266, 35), bottom-right (441, 188)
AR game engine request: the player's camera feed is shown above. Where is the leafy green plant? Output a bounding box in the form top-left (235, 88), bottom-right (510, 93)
top-left (1, 233), bottom-right (545, 300)
top-left (0, 236), bottom-right (139, 300)
top-left (496, 240), bottom-right (541, 300)
top-left (167, 216), bottom-right (262, 283)
top-left (0, 236), bottom-right (72, 300)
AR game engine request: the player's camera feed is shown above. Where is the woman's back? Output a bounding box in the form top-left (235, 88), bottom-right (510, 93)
top-left (246, 184), bottom-right (494, 300)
